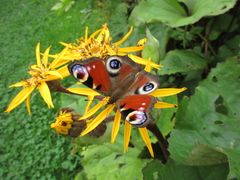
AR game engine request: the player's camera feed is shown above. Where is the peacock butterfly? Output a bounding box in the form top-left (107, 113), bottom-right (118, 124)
top-left (68, 55), bottom-right (170, 163)
top-left (68, 55), bottom-right (159, 127)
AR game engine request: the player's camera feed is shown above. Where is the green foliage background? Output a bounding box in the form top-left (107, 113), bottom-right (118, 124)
top-left (0, 0), bottom-right (240, 179)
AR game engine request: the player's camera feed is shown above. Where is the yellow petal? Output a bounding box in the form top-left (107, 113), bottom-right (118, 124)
top-left (38, 82), bottom-right (54, 108)
top-left (137, 38), bottom-right (147, 46)
top-left (59, 41), bottom-right (72, 48)
top-left (85, 26), bottom-right (88, 41)
top-left (144, 58), bottom-right (152, 72)
top-left (154, 101), bottom-right (177, 109)
top-left (46, 71), bottom-right (63, 80)
top-left (124, 121), bottom-right (132, 153)
top-left (139, 128), bottom-right (154, 157)
top-left (49, 47), bottom-right (69, 69)
top-left (53, 59), bottom-right (72, 69)
top-left (128, 54), bottom-right (160, 69)
top-left (9, 81), bottom-right (26, 88)
top-left (118, 46), bottom-right (144, 53)
top-left (84, 95), bottom-right (94, 114)
top-left (79, 97), bottom-right (109, 120)
top-left (105, 45), bottom-right (116, 55)
top-left (96, 30), bottom-right (106, 43)
top-left (150, 87), bottom-right (187, 97)
top-left (36, 42), bottom-right (42, 67)
top-left (104, 26), bottom-right (110, 42)
top-left (81, 104), bottom-right (115, 136)
top-left (5, 86), bottom-right (35, 113)
top-left (56, 65), bottom-right (70, 78)
top-left (46, 54), bottom-right (57, 58)
top-left (89, 28), bottom-right (103, 39)
top-left (111, 110), bottom-right (121, 143)
top-left (67, 88), bottom-right (100, 96)
top-left (26, 95), bottom-right (31, 115)
top-left (96, 24), bottom-right (110, 43)
top-left (42, 46), bottom-right (51, 67)
top-left (114, 27), bottom-right (133, 46)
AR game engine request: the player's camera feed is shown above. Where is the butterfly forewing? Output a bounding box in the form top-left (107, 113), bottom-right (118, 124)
top-left (68, 58), bottom-right (111, 95)
top-left (126, 71), bottom-right (159, 96)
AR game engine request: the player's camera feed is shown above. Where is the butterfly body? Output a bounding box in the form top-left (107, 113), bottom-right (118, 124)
top-left (68, 55), bottom-right (159, 127)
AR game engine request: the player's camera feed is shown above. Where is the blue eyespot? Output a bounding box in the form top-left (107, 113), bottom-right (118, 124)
top-left (106, 56), bottom-right (122, 74)
top-left (143, 83), bottom-right (154, 92)
top-left (137, 81), bottom-right (158, 94)
top-left (110, 59), bottom-right (121, 69)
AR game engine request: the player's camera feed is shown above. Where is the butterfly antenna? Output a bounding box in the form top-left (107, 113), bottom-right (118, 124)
top-left (146, 122), bottom-right (170, 163)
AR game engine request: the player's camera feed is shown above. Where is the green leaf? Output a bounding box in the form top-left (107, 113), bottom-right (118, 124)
top-left (142, 28), bottom-right (160, 63)
top-left (61, 84), bottom-right (100, 115)
top-left (77, 140), bottom-right (149, 180)
top-left (153, 96), bottom-right (178, 136)
top-left (158, 50), bottom-right (207, 75)
top-left (130, 0), bottom-right (237, 27)
top-left (61, 93), bottom-right (88, 115)
top-left (218, 35), bottom-right (240, 60)
top-left (169, 58), bottom-right (240, 179)
top-left (143, 160), bottom-right (229, 180)
top-left (147, 24), bottom-right (170, 59)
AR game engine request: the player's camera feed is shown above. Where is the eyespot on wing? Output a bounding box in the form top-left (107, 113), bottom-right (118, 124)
top-left (118, 95), bottom-right (156, 127)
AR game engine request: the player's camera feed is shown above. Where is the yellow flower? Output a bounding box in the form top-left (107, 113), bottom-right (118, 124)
top-left (51, 108), bottom-right (107, 138)
top-left (49, 24), bottom-right (160, 72)
top-left (51, 108), bottom-right (89, 137)
top-left (51, 108), bottom-right (75, 135)
top-left (6, 43), bottom-right (69, 114)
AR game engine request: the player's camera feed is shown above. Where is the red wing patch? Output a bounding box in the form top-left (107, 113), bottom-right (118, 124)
top-left (119, 95), bottom-right (155, 111)
top-left (118, 95), bottom-right (156, 127)
top-left (86, 60), bottom-right (111, 93)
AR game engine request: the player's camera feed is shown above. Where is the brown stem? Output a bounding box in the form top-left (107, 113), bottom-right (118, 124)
top-left (147, 122), bottom-right (169, 163)
top-left (198, 33), bottom-right (217, 57)
top-left (104, 115), bottom-right (115, 123)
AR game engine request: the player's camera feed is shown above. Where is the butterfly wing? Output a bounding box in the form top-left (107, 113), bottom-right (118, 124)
top-left (127, 71), bottom-right (160, 96)
top-left (68, 57), bottom-right (112, 96)
top-left (118, 95), bottom-right (156, 127)
top-left (68, 56), bottom-right (143, 98)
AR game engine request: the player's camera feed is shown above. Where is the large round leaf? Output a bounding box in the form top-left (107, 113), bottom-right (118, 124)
top-left (75, 140), bottom-right (150, 180)
top-left (158, 50), bottom-right (207, 75)
top-left (142, 160), bottom-right (229, 180)
top-left (169, 58), bottom-right (240, 179)
top-left (130, 0), bottom-right (237, 27)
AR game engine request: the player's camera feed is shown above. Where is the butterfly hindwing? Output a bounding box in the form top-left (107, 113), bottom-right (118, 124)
top-left (118, 95), bottom-right (156, 127)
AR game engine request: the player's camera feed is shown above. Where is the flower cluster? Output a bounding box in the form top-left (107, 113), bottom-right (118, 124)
top-left (6, 24), bottom-right (186, 158)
